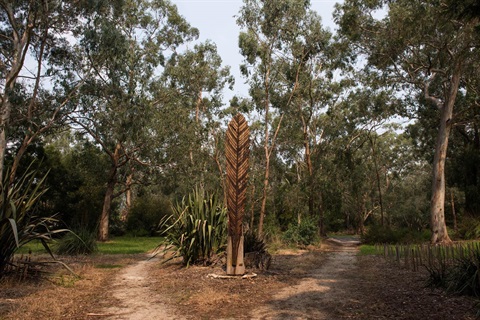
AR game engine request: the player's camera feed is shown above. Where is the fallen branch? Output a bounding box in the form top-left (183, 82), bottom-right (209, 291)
top-left (207, 272), bottom-right (257, 279)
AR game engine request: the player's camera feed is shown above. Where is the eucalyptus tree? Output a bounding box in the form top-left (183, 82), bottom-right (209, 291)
top-left (273, 8), bottom-right (338, 224)
top-left (237, 0), bottom-right (328, 236)
top-left (407, 81), bottom-right (480, 220)
top-left (0, 1), bottom-right (87, 182)
top-left (158, 41), bottom-right (233, 196)
top-left (334, 0), bottom-right (480, 243)
top-left (73, 0), bottom-right (198, 241)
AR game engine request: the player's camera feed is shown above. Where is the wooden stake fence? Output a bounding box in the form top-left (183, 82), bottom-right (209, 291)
top-left (377, 241), bottom-right (480, 272)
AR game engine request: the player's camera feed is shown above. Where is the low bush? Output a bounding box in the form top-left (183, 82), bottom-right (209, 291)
top-left (158, 187), bottom-right (227, 266)
top-left (127, 194), bottom-right (172, 237)
top-left (448, 251), bottom-right (480, 297)
top-left (282, 217), bottom-right (319, 246)
top-left (454, 216), bottom-right (480, 240)
top-left (425, 246), bottom-right (480, 298)
top-left (55, 227), bottom-right (98, 255)
top-left (362, 225), bottom-right (430, 244)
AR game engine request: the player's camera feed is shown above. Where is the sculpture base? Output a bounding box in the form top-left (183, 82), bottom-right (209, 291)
top-left (226, 235), bottom-right (245, 275)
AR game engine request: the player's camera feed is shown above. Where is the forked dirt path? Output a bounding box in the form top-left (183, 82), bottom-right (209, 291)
top-left (100, 239), bottom-right (359, 320)
top-left (249, 238), bottom-right (359, 320)
top-left (101, 255), bottom-right (184, 320)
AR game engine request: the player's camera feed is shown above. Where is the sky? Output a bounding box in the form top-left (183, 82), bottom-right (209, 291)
top-left (172, 0), bottom-right (343, 103)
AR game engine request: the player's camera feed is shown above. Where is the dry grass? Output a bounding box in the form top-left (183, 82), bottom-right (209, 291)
top-left (0, 254), bottom-right (140, 319)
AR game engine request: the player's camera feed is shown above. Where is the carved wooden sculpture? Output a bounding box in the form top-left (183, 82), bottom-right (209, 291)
top-left (226, 114), bottom-right (250, 275)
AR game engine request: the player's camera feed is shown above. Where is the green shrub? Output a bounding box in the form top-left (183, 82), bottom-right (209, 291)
top-left (0, 165), bottom-right (68, 278)
top-left (282, 217), bottom-right (319, 246)
top-left (127, 194), bottom-right (172, 237)
top-left (455, 216), bottom-right (480, 240)
top-left (55, 227), bottom-right (98, 255)
top-left (362, 225), bottom-right (430, 244)
top-left (158, 187), bottom-right (227, 266)
top-left (362, 225), bottom-right (397, 244)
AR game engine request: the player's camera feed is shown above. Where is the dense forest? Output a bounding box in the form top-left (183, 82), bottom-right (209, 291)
top-left (1, 0), bottom-right (480, 247)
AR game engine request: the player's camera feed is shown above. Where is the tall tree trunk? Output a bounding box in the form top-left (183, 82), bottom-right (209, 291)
top-left (0, 99), bottom-right (11, 182)
top-left (120, 173), bottom-right (133, 222)
top-left (429, 70), bottom-right (461, 244)
top-left (369, 135), bottom-right (384, 226)
top-left (0, 4), bottom-right (36, 181)
top-left (258, 154), bottom-right (269, 237)
top-left (304, 128), bottom-right (314, 217)
top-left (430, 108), bottom-right (453, 244)
top-left (257, 109), bottom-right (284, 237)
top-left (98, 174), bottom-right (116, 242)
top-left (98, 143), bottom-right (121, 241)
top-left (258, 69), bottom-right (271, 238)
top-left (249, 182), bottom-right (256, 231)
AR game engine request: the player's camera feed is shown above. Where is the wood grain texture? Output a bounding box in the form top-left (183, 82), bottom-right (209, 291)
top-left (226, 113), bottom-right (250, 267)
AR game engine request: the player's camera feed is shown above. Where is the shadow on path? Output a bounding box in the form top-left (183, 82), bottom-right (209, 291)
top-left (249, 239), bottom-right (359, 320)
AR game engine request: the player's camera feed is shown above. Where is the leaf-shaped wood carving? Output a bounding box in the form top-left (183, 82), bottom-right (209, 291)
top-left (226, 113), bottom-right (250, 267)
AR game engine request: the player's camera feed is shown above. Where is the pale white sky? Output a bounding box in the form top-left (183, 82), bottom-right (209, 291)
top-left (172, 0), bottom-right (343, 103)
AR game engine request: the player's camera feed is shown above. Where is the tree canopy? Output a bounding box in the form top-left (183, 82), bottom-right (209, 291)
top-left (2, 0), bottom-right (480, 244)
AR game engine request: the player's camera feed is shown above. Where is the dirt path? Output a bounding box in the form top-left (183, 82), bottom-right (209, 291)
top-left (250, 239), bottom-right (359, 319)
top-left (101, 255), bottom-right (184, 320)
top-left (98, 239), bottom-right (359, 320)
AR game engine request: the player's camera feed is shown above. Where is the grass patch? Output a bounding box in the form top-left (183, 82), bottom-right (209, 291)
top-left (16, 240), bottom-right (51, 254)
top-left (359, 245), bottom-right (382, 255)
top-left (16, 236), bottom-right (162, 255)
top-left (96, 236), bottom-right (162, 254)
top-left (327, 233), bottom-right (361, 242)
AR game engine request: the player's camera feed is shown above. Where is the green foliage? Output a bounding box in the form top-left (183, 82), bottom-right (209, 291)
top-left (362, 225), bottom-right (431, 244)
top-left (158, 188), bottom-right (227, 266)
top-left (282, 217), bottom-right (319, 246)
top-left (41, 140), bottom-right (109, 230)
top-left (126, 193), bottom-right (172, 237)
top-left (0, 165), bottom-right (68, 278)
top-left (55, 228), bottom-right (98, 255)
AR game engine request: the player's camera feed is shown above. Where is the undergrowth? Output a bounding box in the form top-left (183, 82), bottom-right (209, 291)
top-left (426, 247), bottom-right (480, 298)
top-left (55, 227), bottom-right (98, 255)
